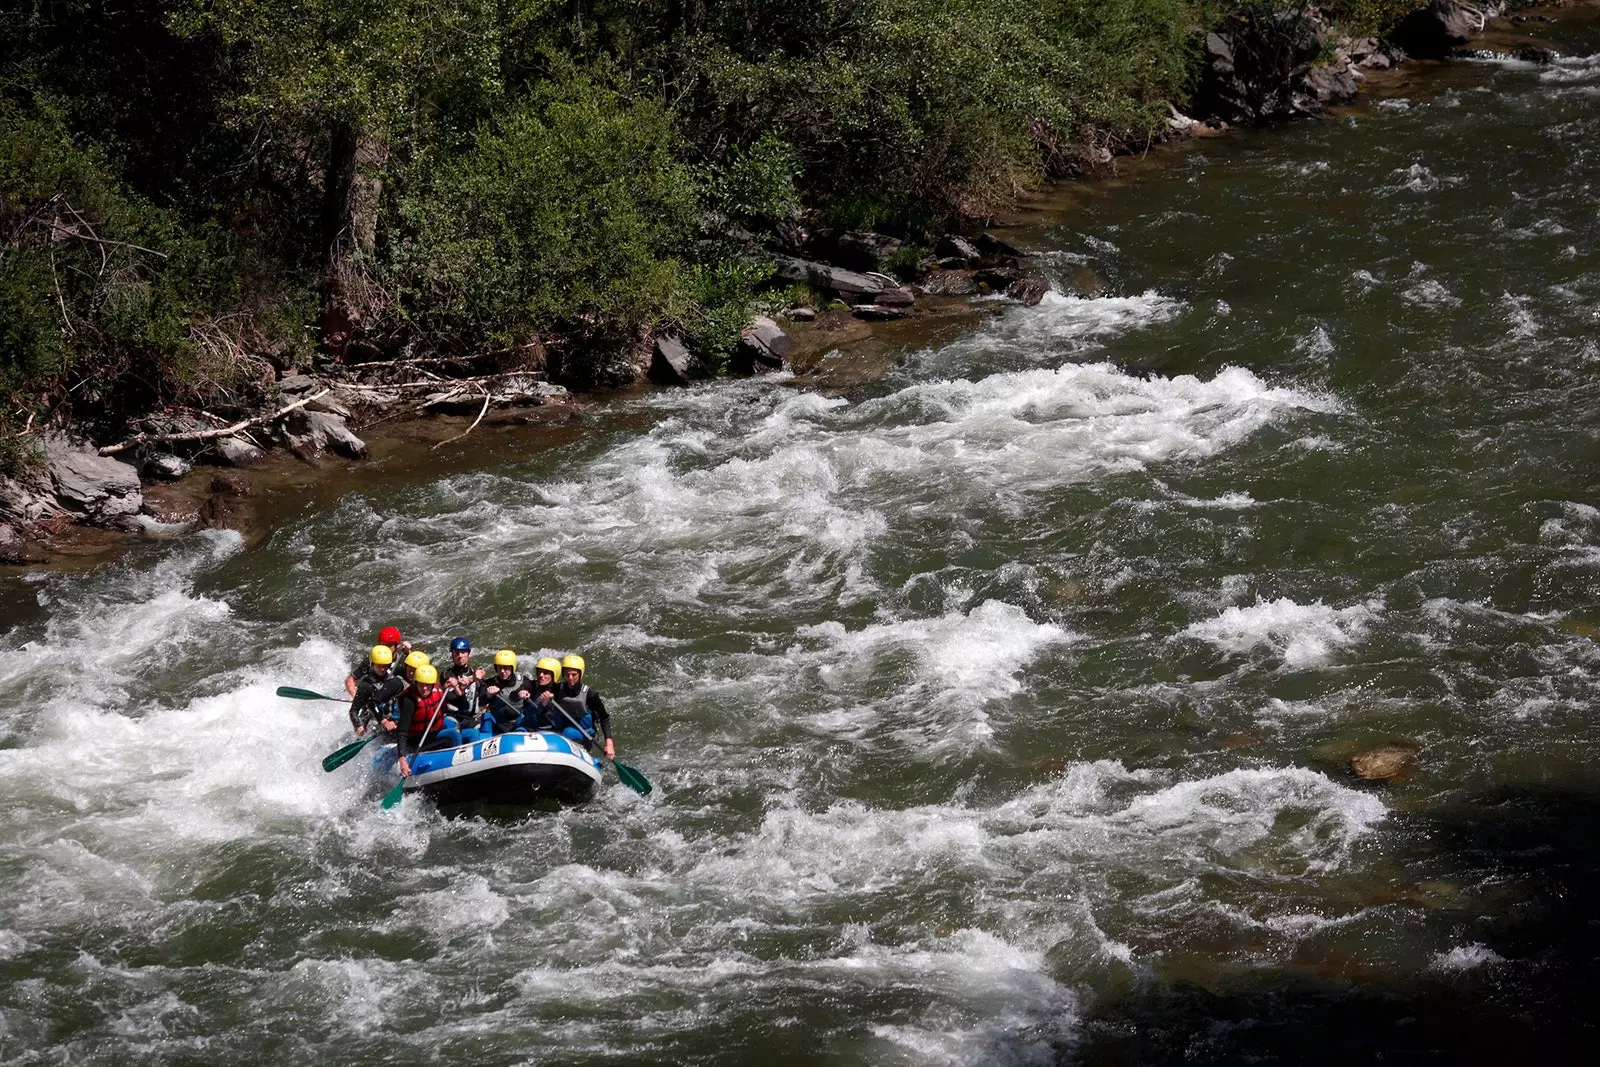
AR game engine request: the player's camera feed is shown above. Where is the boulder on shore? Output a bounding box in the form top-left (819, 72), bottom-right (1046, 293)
top-left (214, 435), bottom-right (267, 468)
top-left (733, 316), bottom-right (796, 374)
top-left (1195, 11), bottom-right (1330, 124)
top-left (823, 230), bottom-right (904, 272)
top-left (1391, 0), bottom-right (1485, 60)
top-left (649, 334), bottom-right (696, 385)
top-left (770, 254), bottom-right (888, 299)
top-left (283, 408), bottom-right (369, 460)
top-left (41, 434), bottom-right (143, 526)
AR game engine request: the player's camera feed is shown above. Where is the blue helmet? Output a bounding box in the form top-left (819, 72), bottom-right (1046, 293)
top-left (450, 637), bottom-right (472, 653)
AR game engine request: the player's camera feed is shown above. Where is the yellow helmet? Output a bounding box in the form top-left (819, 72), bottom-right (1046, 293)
top-left (369, 644), bottom-right (394, 666)
top-left (404, 650), bottom-right (431, 670)
top-left (535, 656), bottom-right (562, 677)
top-left (494, 649), bottom-right (518, 668)
top-left (560, 654), bottom-right (585, 675)
top-left (414, 664), bottom-right (439, 685)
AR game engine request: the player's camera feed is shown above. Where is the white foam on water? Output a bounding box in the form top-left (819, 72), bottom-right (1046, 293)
top-left (1295, 325), bottom-right (1336, 357)
top-left (850, 930), bottom-right (1076, 1066)
top-left (791, 600), bottom-right (1074, 751)
top-left (0, 530), bottom-right (244, 709)
top-left (1109, 767), bottom-right (1386, 872)
top-left (1401, 278), bottom-right (1464, 308)
top-left (849, 362), bottom-right (1339, 500)
top-left (1500, 292), bottom-right (1541, 338)
top-left (1388, 163), bottom-right (1461, 194)
top-left (1541, 53), bottom-right (1600, 83)
top-left (1179, 597), bottom-right (1382, 668)
top-left (1430, 943), bottom-right (1505, 971)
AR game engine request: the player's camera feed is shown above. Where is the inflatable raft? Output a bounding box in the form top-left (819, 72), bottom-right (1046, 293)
top-left (378, 729), bottom-right (604, 805)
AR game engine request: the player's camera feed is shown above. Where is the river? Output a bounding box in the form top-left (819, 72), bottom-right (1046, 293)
top-left (2, 11), bottom-right (1598, 1064)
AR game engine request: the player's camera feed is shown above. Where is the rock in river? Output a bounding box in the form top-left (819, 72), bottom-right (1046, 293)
top-left (1352, 744), bottom-right (1418, 782)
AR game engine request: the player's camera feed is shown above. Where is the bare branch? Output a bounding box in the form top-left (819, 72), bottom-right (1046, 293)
top-left (98, 389), bottom-right (331, 455)
top-left (430, 386), bottom-right (493, 451)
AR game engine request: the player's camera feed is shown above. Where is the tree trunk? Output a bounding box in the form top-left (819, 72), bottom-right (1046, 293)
top-left (318, 119), bottom-right (360, 360)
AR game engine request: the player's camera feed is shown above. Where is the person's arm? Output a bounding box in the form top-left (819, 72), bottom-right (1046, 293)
top-left (588, 690), bottom-right (615, 759)
top-left (348, 681), bottom-right (373, 732)
top-left (344, 671), bottom-right (359, 698)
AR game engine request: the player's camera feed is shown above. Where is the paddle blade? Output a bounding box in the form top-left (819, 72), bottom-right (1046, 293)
top-left (321, 735), bottom-right (373, 772)
top-left (277, 686), bottom-right (342, 702)
top-left (380, 779), bottom-right (406, 809)
top-left (612, 759), bottom-right (652, 796)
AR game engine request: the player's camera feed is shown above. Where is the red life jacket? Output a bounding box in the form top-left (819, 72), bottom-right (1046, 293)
top-left (405, 686), bottom-right (446, 737)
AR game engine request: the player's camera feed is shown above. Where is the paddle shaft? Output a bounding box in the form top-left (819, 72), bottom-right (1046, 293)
top-left (382, 695), bottom-right (441, 808)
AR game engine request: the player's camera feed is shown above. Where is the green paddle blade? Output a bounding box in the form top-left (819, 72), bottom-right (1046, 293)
top-left (277, 686), bottom-right (343, 702)
top-left (321, 735), bottom-right (374, 772)
top-left (612, 759), bottom-right (652, 796)
top-left (380, 778), bottom-right (406, 809)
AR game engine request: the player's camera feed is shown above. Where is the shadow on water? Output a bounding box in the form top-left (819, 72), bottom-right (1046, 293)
top-left (1067, 786), bottom-right (1600, 1063)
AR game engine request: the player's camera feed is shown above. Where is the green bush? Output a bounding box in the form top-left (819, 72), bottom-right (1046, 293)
top-left (390, 64), bottom-right (699, 372)
top-left (0, 97), bottom-right (305, 459)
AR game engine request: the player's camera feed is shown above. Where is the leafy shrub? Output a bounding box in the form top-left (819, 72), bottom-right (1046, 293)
top-left (390, 63), bottom-right (699, 370)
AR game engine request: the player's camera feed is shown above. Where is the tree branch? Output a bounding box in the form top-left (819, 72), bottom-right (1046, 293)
top-left (98, 389), bottom-right (330, 455)
top-left (430, 386), bottom-right (493, 451)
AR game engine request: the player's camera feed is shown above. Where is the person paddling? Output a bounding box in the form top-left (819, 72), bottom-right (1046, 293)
top-left (442, 637), bottom-right (483, 727)
top-left (523, 657), bottom-right (562, 730)
top-left (345, 625), bottom-right (411, 697)
top-left (400, 649), bottom-right (431, 685)
top-left (348, 645), bottom-right (405, 736)
top-left (479, 649), bottom-right (525, 735)
top-left (387, 663), bottom-right (458, 777)
top-left (550, 654), bottom-right (615, 760)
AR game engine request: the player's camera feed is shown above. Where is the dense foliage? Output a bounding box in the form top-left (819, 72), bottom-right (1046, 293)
top-left (0, 0), bottom-right (1428, 462)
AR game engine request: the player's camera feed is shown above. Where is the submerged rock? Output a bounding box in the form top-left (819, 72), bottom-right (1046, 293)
top-left (1352, 744), bottom-right (1418, 782)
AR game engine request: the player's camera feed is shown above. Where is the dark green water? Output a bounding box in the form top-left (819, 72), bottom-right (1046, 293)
top-left (2, 13), bottom-right (1598, 1064)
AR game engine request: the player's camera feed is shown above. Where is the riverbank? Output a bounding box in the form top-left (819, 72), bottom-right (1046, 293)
top-left (0, 2), bottom-right (1578, 572)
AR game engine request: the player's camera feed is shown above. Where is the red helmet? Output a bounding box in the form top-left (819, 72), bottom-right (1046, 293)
top-left (378, 625), bottom-right (403, 645)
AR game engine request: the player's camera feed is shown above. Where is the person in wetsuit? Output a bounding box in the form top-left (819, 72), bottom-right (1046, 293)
top-left (549, 654), bottom-right (615, 759)
top-left (348, 645), bottom-right (406, 735)
top-left (388, 664), bottom-right (460, 776)
top-left (477, 649), bottom-right (525, 735)
top-left (521, 657), bottom-right (562, 730)
top-left (344, 625), bottom-right (411, 697)
top-left (441, 637), bottom-right (484, 729)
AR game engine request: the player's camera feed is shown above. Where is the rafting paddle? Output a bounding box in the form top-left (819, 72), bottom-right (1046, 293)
top-left (545, 700), bottom-right (653, 796)
top-left (276, 685), bottom-right (345, 701)
top-left (382, 699), bottom-right (442, 809)
top-left (321, 735), bottom-right (375, 772)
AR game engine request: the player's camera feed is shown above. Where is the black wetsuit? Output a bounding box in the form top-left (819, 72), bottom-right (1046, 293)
top-left (442, 662), bottom-right (480, 725)
top-left (550, 681), bottom-right (612, 746)
top-left (348, 667), bottom-right (405, 732)
top-left (478, 671), bottom-right (525, 733)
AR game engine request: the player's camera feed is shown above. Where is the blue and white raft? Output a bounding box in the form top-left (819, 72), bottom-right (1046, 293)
top-left (379, 730), bottom-right (605, 805)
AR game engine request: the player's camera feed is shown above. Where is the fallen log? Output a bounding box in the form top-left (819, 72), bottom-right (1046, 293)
top-left (98, 389), bottom-right (330, 456)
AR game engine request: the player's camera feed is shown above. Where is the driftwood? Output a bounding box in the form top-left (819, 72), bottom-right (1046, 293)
top-left (430, 386), bottom-right (493, 451)
top-left (98, 389), bottom-right (330, 456)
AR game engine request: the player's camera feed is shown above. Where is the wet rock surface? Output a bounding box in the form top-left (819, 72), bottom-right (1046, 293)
top-left (1352, 743), bottom-right (1419, 781)
top-left (41, 435), bottom-right (143, 526)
